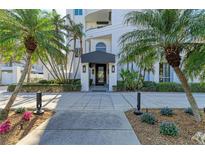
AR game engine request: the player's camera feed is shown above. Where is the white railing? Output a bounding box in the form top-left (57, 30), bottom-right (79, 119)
top-left (85, 9), bottom-right (101, 16)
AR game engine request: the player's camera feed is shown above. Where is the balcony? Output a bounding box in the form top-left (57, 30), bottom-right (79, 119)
top-left (85, 9), bottom-right (101, 16)
top-left (85, 9), bottom-right (112, 38)
top-left (85, 10), bottom-right (111, 29)
top-left (85, 25), bottom-right (113, 39)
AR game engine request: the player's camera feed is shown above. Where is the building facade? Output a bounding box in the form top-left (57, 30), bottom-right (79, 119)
top-left (0, 60), bottom-right (44, 85)
top-left (64, 9), bottom-right (199, 91)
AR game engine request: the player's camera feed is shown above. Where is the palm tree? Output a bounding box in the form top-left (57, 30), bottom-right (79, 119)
top-left (120, 44), bottom-right (157, 80)
top-left (65, 15), bottom-right (84, 81)
top-left (38, 10), bottom-right (69, 83)
top-left (73, 24), bottom-right (84, 80)
top-left (0, 9), bottom-right (65, 118)
top-left (120, 9), bottom-right (205, 122)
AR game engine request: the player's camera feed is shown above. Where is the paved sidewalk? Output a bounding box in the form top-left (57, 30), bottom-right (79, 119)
top-left (18, 110), bottom-right (140, 145)
top-left (1, 92), bottom-right (205, 111)
top-left (3, 91), bottom-right (205, 145)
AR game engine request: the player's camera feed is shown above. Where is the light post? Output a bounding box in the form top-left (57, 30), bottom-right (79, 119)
top-left (33, 91), bottom-right (44, 115)
top-left (134, 92), bottom-right (143, 115)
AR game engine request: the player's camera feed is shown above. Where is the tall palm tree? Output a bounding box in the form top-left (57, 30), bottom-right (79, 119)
top-left (73, 24), bottom-right (84, 80)
top-left (0, 9), bottom-right (65, 118)
top-left (38, 10), bottom-right (68, 83)
top-left (65, 15), bottom-right (84, 81)
top-left (120, 9), bottom-right (205, 122)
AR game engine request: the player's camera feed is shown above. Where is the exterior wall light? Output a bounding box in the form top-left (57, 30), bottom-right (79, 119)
top-left (112, 65), bottom-right (115, 73)
top-left (83, 65), bottom-right (86, 73)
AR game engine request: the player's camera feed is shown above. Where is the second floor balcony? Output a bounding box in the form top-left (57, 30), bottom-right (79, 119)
top-left (85, 9), bottom-right (112, 33)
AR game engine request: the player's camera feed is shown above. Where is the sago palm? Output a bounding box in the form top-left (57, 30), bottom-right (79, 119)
top-left (0, 9), bottom-right (65, 118)
top-left (120, 9), bottom-right (205, 122)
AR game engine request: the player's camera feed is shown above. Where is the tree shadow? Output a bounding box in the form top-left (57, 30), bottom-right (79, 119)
top-left (20, 117), bottom-right (39, 139)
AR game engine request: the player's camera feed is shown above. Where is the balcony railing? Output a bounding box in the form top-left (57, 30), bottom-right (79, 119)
top-left (85, 24), bottom-right (112, 32)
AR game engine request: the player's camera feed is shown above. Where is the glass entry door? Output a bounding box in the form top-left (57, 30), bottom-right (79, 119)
top-left (96, 64), bottom-right (106, 85)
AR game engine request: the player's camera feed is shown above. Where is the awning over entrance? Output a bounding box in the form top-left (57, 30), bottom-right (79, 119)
top-left (81, 51), bottom-right (115, 64)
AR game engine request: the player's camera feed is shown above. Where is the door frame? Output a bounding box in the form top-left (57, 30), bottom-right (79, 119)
top-left (95, 64), bottom-right (106, 85)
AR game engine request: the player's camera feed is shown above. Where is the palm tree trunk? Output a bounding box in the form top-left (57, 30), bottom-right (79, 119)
top-left (74, 38), bottom-right (82, 80)
top-left (27, 63), bottom-right (32, 83)
top-left (37, 54), bottom-right (56, 80)
top-left (2, 52), bottom-right (32, 118)
top-left (173, 67), bottom-right (201, 122)
top-left (68, 39), bottom-right (76, 81)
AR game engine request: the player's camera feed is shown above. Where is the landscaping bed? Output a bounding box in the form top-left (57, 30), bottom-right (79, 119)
top-left (125, 109), bottom-right (205, 144)
top-left (0, 110), bottom-right (54, 145)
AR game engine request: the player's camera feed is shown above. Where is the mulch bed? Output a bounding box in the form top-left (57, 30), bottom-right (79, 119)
top-left (0, 110), bottom-right (54, 145)
top-left (125, 109), bottom-right (205, 145)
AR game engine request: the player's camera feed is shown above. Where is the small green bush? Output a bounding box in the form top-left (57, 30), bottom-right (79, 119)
top-left (140, 113), bottom-right (156, 125)
top-left (115, 81), bottom-right (205, 92)
top-left (160, 107), bottom-right (173, 116)
top-left (184, 107), bottom-right (193, 115)
top-left (190, 83), bottom-right (205, 92)
top-left (38, 80), bottom-right (49, 84)
top-left (156, 82), bottom-right (183, 92)
top-left (15, 107), bottom-right (26, 114)
top-left (160, 121), bottom-right (179, 136)
top-left (0, 109), bottom-right (7, 121)
top-left (120, 69), bottom-right (143, 91)
top-left (7, 83), bottom-right (81, 92)
top-left (141, 81), bottom-right (157, 91)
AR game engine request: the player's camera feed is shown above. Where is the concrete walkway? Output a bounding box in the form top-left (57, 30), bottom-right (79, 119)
top-left (1, 92), bottom-right (205, 110)
top-left (18, 110), bottom-right (140, 145)
top-left (2, 91), bottom-right (205, 145)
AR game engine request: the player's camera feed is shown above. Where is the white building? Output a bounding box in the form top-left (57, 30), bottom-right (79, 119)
top-left (49, 9), bottom-right (199, 91)
top-left (0, 60), bottom-right (44, 85)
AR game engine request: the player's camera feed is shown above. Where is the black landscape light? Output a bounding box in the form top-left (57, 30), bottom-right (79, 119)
top-left (134, 92), bottom-right (143, 115)
top-left (33, 91), bottom-right (44, 115)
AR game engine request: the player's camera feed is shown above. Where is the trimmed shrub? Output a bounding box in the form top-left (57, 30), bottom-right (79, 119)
top-left (184, 107), bottom-right (193, 115)
top-left (141, 81), bottom-right (157, 91)
top-left (160, 121), bottom-right (179, 136)
top-left (15, 107), bottom-right (26, 114)
top-left (115, 81), bottom-right (205, 92)
top-left (160, 107), bottom-right (173, 116)
top-left (156, 82), bottom-right (183, 92)
top-left (116, 81), bottom-right (126, 91)
top-left (7, 83), bottom-right (81, 93)
top-left (140, 113), bottom-right (156, 125)
top-left (190, 83), bottom-right (205, 93)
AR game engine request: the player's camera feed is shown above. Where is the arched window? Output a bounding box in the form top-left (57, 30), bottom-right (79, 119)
top-left (96, 42), bottom-right (106, 52)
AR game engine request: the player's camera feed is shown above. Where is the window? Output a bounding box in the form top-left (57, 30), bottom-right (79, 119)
top-left (96, 42), bottom-right (106, 52)
top-left (74, 9), bottom-right (83, 15)
top-left (159, 63), bottom-right (170, 82)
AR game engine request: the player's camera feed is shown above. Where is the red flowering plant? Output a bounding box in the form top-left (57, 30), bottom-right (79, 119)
top-left (0, 120), bottom-right (11, 134)
top-left (22, 111), bottom-right (32, 121)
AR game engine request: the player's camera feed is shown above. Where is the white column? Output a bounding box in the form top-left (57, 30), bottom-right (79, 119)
top-left (108, 63), bottom-right (117, 91)
top-left (153, 62), bottom-right (159, 83)
top-left (81, 63), bottom-right (89, 91)
top-left (12, 66), bottom-right (21, 84)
